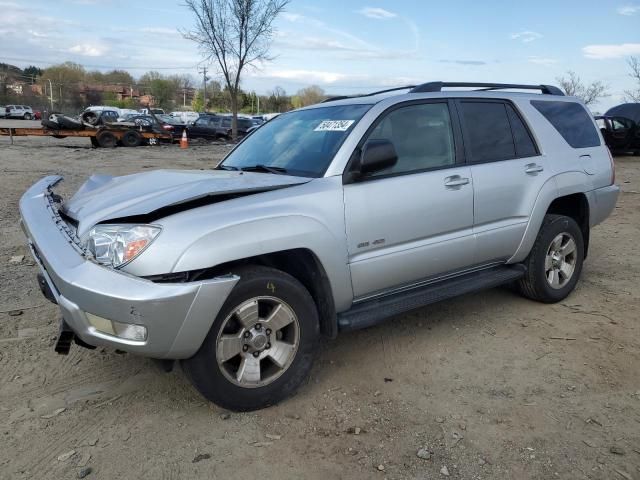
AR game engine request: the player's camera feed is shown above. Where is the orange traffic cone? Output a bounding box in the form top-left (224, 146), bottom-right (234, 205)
top-left (180, 129), bottom-right (188, 149)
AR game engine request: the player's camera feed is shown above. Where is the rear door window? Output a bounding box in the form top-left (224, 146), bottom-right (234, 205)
top-left (531, 100), bottom-right (600, 148)
top-left (506, 104), bottom-right (538, 157)
top-left (458, 101), bottom-right (516, 162)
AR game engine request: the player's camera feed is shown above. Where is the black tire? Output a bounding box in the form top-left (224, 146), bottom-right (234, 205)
top-left (517, 214), bottom-right (584, 303)
top-left (90, 136), bottom-right (100, 148)
top-left (121, 130), bottom-right (142, 147)
top-left (182, 265), bottom-right (319, 411)
top-left (96, 130), bottom-right (117, 148)
top-left (23, 113), bottom-right (32, 120)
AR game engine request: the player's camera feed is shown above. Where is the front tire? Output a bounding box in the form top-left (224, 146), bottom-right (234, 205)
top-left (517, 214), bottom-right (584, 303)
top-left (182, 266), bottom-right (319, 411)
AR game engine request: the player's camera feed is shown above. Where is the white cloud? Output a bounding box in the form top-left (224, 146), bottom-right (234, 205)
top-left (69, 43), bottom-right (109, 57)
top-left (511, 31), bottom-right (543, 43)
top-left (140, 27), bottom-right (180, 36)
top-left (261, 69), bottom-right (354, 83)
top-left (281, 12), bottom-right (302, 22)
top-left (528, 56), bottom-right (558, 65)
top-left (357, 7), bottom-right (397, 19)
top-left (583, 43), bottom-right (640, 59)
top-left (616, 4), bottom-right (640, 15)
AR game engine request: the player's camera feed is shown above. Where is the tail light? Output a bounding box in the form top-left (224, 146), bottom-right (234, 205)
top-left (607, 147), bottom-right (615, 185)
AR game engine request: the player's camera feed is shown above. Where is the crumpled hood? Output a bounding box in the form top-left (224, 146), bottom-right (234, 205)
top-left (63, 169), bottom-right (311, 236)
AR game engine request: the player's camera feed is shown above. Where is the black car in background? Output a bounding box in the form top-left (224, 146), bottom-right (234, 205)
top-left (596, 114), bottom-right (640, 155)
top-left (596, 103), bottom-right (640, 155)
top-left (121, 114), bottom-right (185, 140)
top-left (187, 114), bottom-right (254, 140)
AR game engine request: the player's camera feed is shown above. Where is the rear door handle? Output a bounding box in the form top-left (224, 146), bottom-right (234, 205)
top-left (525, 163), bottom-right (544, 174)
top-left (444, 175), bottom-right (470, 188)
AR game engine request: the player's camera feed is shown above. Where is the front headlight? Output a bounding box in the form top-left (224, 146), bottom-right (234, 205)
top-left (84, 224), bottom-right (161, 268)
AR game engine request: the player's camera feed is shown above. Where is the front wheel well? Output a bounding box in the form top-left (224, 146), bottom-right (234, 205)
top-left (195, 249), bottom-right (337, 338)
top-left (546, 193), bottom-right (590, 258)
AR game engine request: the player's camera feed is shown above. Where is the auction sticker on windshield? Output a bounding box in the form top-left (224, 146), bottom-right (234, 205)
top-left (314, 120), bottom-right (355, 132)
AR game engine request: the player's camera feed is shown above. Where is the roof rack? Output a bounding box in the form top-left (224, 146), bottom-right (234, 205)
top-left (321, 85), bottom-right (415, 103)
top-left (409, 82), bottom-right (564, 96)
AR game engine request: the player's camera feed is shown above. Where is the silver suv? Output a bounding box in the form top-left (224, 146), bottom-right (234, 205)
top-left (20, 82), bottom-right (619, 411)
top-left (5, 105), bottom-right (34, 119)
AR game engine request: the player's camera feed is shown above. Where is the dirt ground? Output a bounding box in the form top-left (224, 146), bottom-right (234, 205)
top-left (1, 120), bottom-right (639, 480)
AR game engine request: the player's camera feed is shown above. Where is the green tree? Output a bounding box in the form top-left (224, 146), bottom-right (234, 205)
top-left (40, 62), bottom-right (86, 112)
top-left (192, 89), bottom-right (204, 112)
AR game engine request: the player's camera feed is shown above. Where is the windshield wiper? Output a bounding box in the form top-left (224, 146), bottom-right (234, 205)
top-left (241, 164), bottom-right (289, 175)
top-left (217, 165), bottom-right (240, 171)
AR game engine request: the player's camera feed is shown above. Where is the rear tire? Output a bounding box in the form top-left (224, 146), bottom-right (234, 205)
top-left (182, 266), bottom-right (319, 411)
top-left (517, 214), bottom-right (584, 303)
top-left (96, 130), bottom-right (117, 148)
top-left (24, 113), bottom-right (32, 120)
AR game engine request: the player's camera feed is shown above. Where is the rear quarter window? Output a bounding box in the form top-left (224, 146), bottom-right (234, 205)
top-left (531, 100), bottom-right (600, 148)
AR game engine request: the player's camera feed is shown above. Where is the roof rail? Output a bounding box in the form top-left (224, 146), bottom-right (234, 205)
top-left (321, 85), bottom-right (416, 103)
top-left (409, 82), bottom-right (564, 96)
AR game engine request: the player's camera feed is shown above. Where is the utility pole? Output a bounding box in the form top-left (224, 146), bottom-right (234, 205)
top-left (48, 79), bottom-right (54, 110)
top-left (198, 67), bottom-right (208, 112)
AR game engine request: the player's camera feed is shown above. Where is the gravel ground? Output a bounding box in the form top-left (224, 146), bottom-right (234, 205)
top-left (1, 121), bottom-right (639, 479)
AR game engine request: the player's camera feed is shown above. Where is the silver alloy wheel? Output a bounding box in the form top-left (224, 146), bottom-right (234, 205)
top-left (545, 233), bottom-right (577, 289)
top-left (215, 296), bottom-right (300, 388)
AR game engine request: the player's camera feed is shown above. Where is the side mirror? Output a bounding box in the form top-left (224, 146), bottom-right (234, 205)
top-left (360, 139), bottom-right (398, 175)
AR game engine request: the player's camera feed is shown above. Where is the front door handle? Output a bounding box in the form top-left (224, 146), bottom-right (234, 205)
top-left (444, 175), bottom-right (470, 188)
top-left (525, 163), bottom-right (544, 174)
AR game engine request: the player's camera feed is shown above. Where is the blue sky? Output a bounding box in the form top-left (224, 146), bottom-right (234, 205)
top-left (1, 0), bottom-right (639, 110)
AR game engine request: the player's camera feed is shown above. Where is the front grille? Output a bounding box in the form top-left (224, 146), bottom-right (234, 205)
top-left (44, 187), bottom-right (89, 257)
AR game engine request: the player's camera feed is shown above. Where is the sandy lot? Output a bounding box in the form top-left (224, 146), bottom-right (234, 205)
top-left (1, 121), bottom-right (639, 479)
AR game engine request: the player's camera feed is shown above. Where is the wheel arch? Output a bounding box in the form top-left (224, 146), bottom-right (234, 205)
top-left (509, 176), bottom-right (591, 263)
top-left (188, 248), bottom-right (338, 338)
top-left (546, 193), bottom-right (590, 258)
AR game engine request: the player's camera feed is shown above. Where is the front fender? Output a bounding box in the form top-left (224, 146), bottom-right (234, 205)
top-left (173, 215), bottom-right (353, 312)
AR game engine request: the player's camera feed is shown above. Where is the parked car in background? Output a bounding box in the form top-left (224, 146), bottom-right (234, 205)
top-left (186, 114), bottom-right (221, 139)
top-left (596, 115), bottom-right (640, 155)
top-left (0, 106), bottom-right (6, 118)
top-left (5, 105), bottom-right (34, 119)
top-left (140, 108), bottom-right (165, 115)
top-left (120, 114), bottom-right (183, 140)
top-left (187, 114), bottom-right (254, 140)
top-left (170, 111), bottom-right (200, 124)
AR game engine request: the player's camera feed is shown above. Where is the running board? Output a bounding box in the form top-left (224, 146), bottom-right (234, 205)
top-left (338, 265), bottom-right (525, 332)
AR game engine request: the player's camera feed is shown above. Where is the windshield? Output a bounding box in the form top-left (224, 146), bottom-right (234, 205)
top-left (220, 104), bottom-right (371, 177)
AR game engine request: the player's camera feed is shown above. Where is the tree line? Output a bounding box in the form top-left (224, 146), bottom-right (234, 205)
top-left (0, 61), bottom-right (329, 115)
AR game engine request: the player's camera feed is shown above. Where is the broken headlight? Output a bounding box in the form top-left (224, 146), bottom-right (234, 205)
top-left (85, 224), bottom-right (161, 268)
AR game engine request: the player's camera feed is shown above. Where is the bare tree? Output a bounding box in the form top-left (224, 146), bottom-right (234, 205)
top-left (623, 56), bottom-right (640, 102)
top-left (183, 0), bottom-right (289, 138)
top-left (556, 71), bottom-right (609, 106)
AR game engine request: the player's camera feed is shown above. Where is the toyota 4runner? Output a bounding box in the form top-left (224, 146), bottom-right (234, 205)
top-left (20, 82), bottom-right (619, 411)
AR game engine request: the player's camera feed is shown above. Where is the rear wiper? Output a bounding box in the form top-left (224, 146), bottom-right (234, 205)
top-left (241, 164), bottom-right (288, 175)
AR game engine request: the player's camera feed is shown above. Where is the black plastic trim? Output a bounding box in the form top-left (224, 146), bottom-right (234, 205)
top-left (337, 265), bottom-right (526, 332)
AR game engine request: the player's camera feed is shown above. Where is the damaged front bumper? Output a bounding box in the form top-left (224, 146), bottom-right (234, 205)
top-left (19, 176), bottom-right (239, 359)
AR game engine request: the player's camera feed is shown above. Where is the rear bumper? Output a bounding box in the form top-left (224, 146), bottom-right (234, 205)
top-left (587, 184), bottom-right (620, 227)
top-left (20, 176), bottom-right (239, 359)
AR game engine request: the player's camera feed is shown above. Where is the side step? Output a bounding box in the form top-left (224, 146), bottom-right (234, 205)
top-left (338, 265), bottom-right (525, 332)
